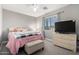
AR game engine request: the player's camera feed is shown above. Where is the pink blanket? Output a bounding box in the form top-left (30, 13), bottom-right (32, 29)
top-left (6, 33), bottom-right (44, 55)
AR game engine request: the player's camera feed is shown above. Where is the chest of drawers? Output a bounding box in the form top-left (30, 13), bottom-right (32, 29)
top-left (53, 32), bottom-right (77, 52)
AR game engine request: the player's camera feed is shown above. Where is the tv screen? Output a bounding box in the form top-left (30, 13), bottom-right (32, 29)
top-left (55, 20), bottom-right (75, 33)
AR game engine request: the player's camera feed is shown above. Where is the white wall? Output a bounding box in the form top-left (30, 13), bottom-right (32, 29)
top-left (36, 16), bottom-right (43, 32)
top-left (0, 5), bottom-right (2, 41)
top-left (3, 9), bottom-right (37, 30)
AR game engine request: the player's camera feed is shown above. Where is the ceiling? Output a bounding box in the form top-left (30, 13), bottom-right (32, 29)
top-left (2, 4), bottom-right (69, 17)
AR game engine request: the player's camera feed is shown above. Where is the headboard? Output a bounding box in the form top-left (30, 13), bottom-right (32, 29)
top-left (9, 27), bottom-right (29, 32)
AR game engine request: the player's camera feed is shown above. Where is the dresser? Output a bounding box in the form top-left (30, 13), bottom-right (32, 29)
top-left (53, 32), bottom-right (77, 52)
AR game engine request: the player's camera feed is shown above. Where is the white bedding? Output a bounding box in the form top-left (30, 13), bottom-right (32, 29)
top-left (12, 31), bottom-right (40, 39)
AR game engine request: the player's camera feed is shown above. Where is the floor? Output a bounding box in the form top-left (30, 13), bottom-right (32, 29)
top-left (0, 39), bottom-right (79, 55)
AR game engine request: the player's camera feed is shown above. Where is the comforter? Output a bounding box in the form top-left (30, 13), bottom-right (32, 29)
top-left (6, 32), bottom-right (44, 55)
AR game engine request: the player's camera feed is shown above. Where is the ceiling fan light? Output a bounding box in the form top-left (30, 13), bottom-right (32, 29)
top-left (33, 7), bottom-right (37, 12)
top-left (32, 4), bottom-right (39, 12)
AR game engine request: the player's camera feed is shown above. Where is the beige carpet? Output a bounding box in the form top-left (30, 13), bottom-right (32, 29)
top-left (0, 40), bottom-right (79, 55)
top-left (34, 40), bottom-right (79, 55)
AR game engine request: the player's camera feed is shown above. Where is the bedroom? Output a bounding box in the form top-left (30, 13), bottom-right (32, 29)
top-left (0, 4), bottom-right (79, 55)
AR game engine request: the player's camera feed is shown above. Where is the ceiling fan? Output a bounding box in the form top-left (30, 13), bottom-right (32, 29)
top-left (31, 4), bottom-right (48, 12)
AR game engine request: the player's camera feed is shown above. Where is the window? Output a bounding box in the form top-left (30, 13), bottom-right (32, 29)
top-left (43, 15), bottom-right (58, 30)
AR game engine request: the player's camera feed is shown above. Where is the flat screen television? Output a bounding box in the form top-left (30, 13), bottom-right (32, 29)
top-left (55, 20), bottom-right (75, 33)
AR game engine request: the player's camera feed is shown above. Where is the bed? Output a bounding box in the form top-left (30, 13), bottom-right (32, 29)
top-left (6, 27), bottom-right (44, 54)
